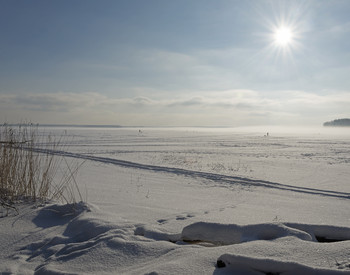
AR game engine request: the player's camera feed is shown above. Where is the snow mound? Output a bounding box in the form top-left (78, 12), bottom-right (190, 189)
top-left (284, 223), bottom-right (350, 243)
top-left (32, 202), bottom-right (91, 227)
top-left (17, 203), bottom-right (177, 274)
top-left (217, 254), bottom-right (349, 274)
top-left (180, 221), bottom-right (350, 245)
top-left (181, 222), bottom-right (313, 245)
top-left (135, 221), bottom-right (350, 247)
top-left (134, 225), bottom-right (181, 243)
top-left (5, 203), bottom-right (350, 274)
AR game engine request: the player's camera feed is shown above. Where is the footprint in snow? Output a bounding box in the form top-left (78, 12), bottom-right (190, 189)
top-left (157, 213), bottom-right (196, 224)
top-left (176, 214), bottom-right (195, 221)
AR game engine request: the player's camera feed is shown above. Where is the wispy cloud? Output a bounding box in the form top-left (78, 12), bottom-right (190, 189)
top-left (1, 92), bottom-right (104, 112)
top-left (1, 90), bottom-right (349, 126)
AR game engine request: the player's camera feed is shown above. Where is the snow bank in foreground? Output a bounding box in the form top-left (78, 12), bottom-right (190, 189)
top-left (2, 202), bottom-right (350, 274)
top-left (181, 222), bottom-right (350, 274)
top-left (217, 254), bottom-right (349, 275)
top-left (137, 221), bottom-right (350, 245)
top-left (181, 222), bottom-right (313, 244)
top-left (181, 221), bottom-right (350, 245)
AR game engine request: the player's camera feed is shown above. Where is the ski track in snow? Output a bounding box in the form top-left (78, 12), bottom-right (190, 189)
top-left (34, 148), bottom-right (350, 200)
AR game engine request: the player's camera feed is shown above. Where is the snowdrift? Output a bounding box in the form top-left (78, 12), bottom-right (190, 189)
top-left (3, 202), bottom-right (348, 274)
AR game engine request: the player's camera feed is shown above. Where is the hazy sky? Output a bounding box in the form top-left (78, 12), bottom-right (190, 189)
top-left (1, 0), bottom-right (349, 126)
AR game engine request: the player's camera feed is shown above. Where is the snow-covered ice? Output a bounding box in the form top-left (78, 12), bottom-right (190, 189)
top-left (1, 126), bottom-right (350, 274)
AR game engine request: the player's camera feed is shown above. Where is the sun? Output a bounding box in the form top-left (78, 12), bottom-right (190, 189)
top-left (274, 26), bottom-right (293, 47)
top-left (260, 2), bottom-right (305, 59)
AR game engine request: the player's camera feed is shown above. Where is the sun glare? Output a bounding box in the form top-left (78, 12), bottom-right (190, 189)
top-left (259, 2), bottom-right (305, 59)
top-left (274, 27), bottom-right (293, 46)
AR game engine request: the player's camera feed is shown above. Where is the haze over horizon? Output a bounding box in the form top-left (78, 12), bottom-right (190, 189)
top-left (1, 0), bottom-right (350, 127)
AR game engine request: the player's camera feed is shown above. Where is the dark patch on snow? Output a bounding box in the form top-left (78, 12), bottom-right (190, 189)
top-left (216, 260), bottom-right (226, 268)
top-left (315, 236), bottom-right (347, 243)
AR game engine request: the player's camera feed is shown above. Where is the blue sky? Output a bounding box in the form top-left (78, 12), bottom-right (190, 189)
top-left (1, 0), bottom-right (350, 126)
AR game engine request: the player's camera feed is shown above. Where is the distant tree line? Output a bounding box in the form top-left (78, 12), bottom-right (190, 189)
top-left (323, 118), bottom-right (350, 127)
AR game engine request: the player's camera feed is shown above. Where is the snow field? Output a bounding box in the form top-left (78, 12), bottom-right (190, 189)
top-left (1, 127), bottom-right (349, 274)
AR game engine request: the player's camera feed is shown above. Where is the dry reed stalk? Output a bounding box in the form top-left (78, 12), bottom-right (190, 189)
top-left (0, 124), bottom-right (83, 214)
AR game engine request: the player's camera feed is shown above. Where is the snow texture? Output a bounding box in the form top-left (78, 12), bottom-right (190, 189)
top-left (1, 127), bottom-right (350, 274)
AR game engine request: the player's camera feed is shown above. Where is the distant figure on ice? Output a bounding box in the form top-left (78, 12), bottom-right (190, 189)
top-left (266, 132), bottom-right (269, 137)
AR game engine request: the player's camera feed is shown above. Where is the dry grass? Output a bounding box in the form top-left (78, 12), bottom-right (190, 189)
top-left (0, 124), bottom-right (83, 212)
